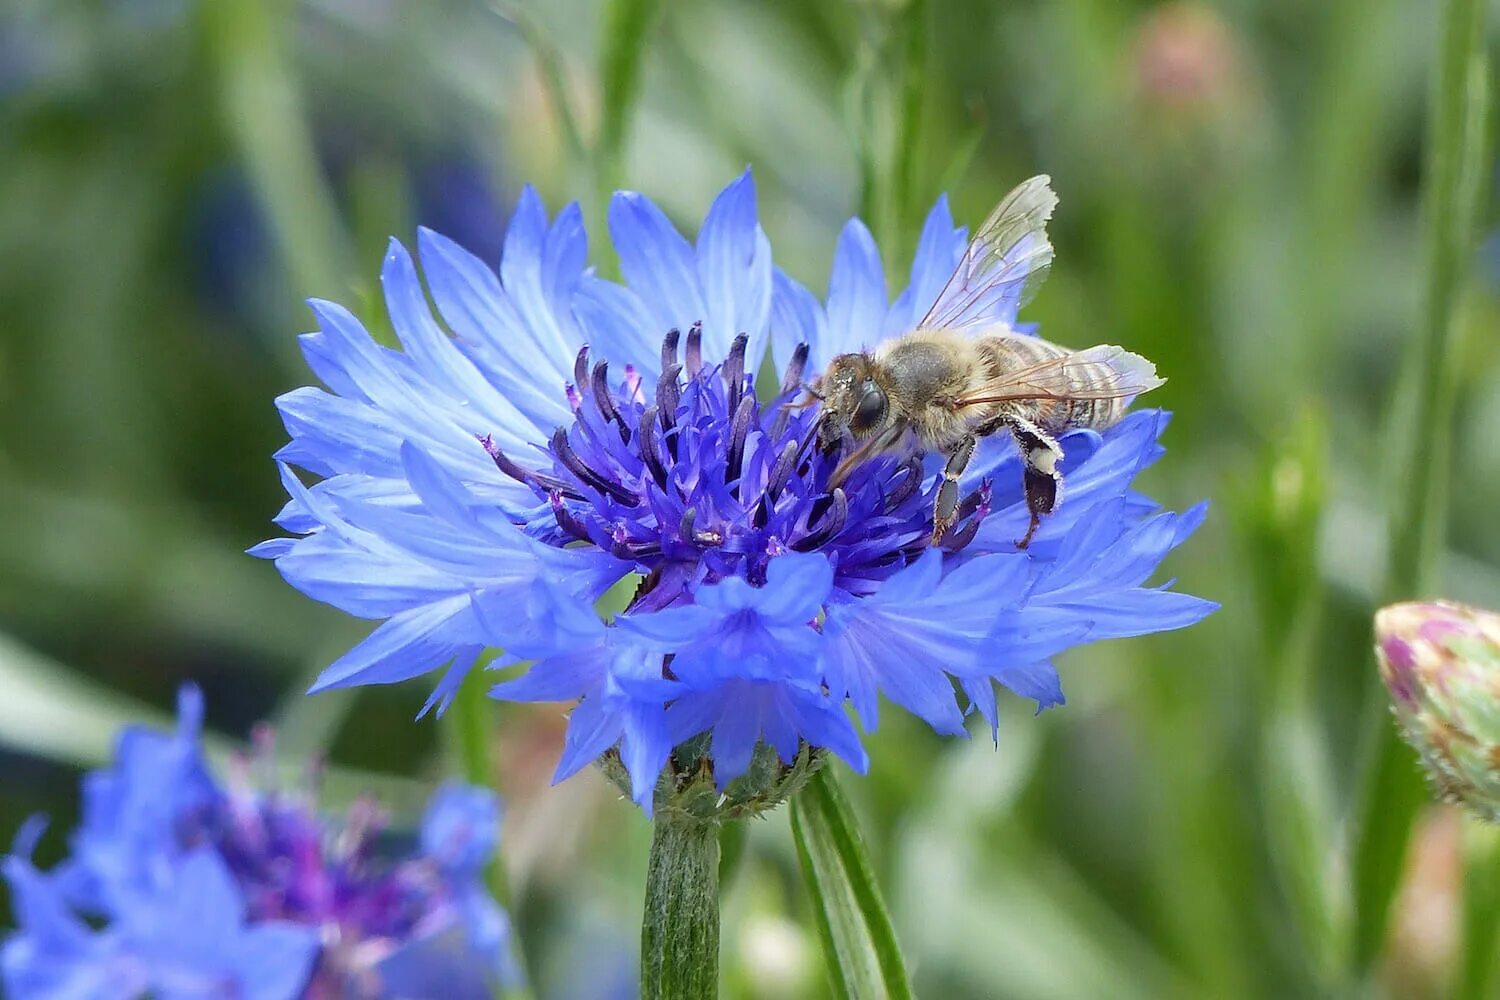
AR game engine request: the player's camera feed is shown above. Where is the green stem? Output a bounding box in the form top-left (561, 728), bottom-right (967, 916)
top-left (445, 671), bottom-right (535, 1000)
top-left (1350, 0), bottom-right (1490, 974)
top-left (1458, 821), bottom-right (1500, 1000)
top-left (790, 766), bottom-right (913, 1000)
top-left (596, 0), bottom-right (661, 208)
top-left (494, 1), bottom-right (590, 171)
top-left (642, 813), bottom-right (722, 1000)
top-left (890, 0), bottom-right (929, 267)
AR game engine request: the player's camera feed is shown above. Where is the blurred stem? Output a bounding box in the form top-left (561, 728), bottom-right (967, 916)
top-left (642, 813), bottom-right (722, 1000)
top-left (1245, 408), bottom-right (1344, 985)
top-left (446, 669), bottom-right (535, 1000)
top-left (1457, 821), bottom-right (1500, 1000)
top-left (1350, 0), bottom-right (1490, 974)
top-left (200, 0), bottom-right (352, 304)
top-left (889, 0), bottom-right (929, 267)
top-left (718, 816), bottom-right (748, 895)
top-left (494, 1), bottom-right (590, 171)
top-left (596, 0), bottom-right (661, 257)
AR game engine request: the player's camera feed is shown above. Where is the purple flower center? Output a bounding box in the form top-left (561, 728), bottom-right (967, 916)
top-left (176, 752), bottom-right (455, 987)
top-left (486, 326), bottom-right (990, 607)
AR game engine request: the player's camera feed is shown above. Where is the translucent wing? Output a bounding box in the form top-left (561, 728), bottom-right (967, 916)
top-left (953, 345), bottom-right (1164, 407)
top-left (917, 175), bottom-right (1058, 332)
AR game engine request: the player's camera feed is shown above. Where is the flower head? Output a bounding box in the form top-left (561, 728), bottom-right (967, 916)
top-left (256, 171), bottom-right (1216, 814)
top-left (2, 686), bottom-right (515, 999)
top-left (1377, 600), bottom-right (1500, 822)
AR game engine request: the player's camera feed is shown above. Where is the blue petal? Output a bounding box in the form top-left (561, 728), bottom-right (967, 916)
top-left (573, 275), bottom-right (666, 379)
top-left (961, 677), bottom-right (1000, 742)
top-left (552, 695), bottom-right (623, 785)
top-left (488, 642), bottom-right (609, 704)
top-left (383, 240), bottom-right (539, 440)
top-left (992, 661), bottom-right (1065, 713)
top-left (819, 218), bottom-right (886, 369)
top-left (770, 269), bottom-right (828, 375)
top-left (498, 187), bottom-right (584, 363)
top-left (232, 922), bottom-right (321, 1000)
top-left (609, 190), bottom-right (709, 341)
top-left (619, 700), bottom-right (675, 809)
top-left (308, 595), bottom-right (478, 692)
top-left (421, 782), bottom-right (502, 874)
top-left (417, 225), bottom-right (573, 431)
top-left (695, 170), bottom-right (773, 364)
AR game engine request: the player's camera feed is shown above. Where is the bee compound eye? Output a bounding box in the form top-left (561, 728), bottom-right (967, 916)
top-left (852, 380), bottom-right (887, 432)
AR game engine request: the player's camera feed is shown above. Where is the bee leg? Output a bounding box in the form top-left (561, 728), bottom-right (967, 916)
top-left (1009, 420), bottom-right (1063, 550)
top-left (932, 434), bottom-right (976, 543)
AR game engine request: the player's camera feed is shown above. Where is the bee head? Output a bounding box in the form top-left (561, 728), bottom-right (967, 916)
top-left (813, 353), bottom-right (890, 450)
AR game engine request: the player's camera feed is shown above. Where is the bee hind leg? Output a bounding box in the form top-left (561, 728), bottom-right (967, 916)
top-left (931, 434), bottom-right (976, 543)
top-left (1010, 419), bottom-right (1063, 551)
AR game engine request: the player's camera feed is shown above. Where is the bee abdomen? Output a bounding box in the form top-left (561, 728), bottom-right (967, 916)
top-left (979, 334), bottom-right (1128, 432)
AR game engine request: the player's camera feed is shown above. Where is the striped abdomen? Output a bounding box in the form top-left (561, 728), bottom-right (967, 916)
top-left (976, 333), bottom-right (1129, 433)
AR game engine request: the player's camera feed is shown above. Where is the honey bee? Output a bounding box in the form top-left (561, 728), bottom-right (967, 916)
top-left (811, 175), bottom-right (1164, 548)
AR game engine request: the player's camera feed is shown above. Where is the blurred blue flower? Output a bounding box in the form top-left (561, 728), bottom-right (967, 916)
top-left (2, 687), bottom-right (516, 999)
top-left (256, 170), bottom-right (1216, 813)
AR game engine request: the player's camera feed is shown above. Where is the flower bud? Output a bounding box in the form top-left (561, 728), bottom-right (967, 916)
top-left (1376, 601), bottom-right (1500, 822)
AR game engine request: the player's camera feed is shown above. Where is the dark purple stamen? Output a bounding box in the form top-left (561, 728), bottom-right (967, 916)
top-left (795, 488), bottom-right (848, 551)
top-left (483, 435), bottom-right (584, 500)
top-left (685, 321), bottom-right (704, 377)
top-left (722, 333), bottom-right (749, 413)
top-left (766, 440), bottom-right (800, 502)
top-left (886, 458), bottom-right (925, 509)
top-left (772, 342), bottom-right (811, 438)
top-left (551, 491), bottom-right (594, 542)
top-left (573, 344), bottom-right (591, 391)
top-left (638, 407), bottom-right (669, 488)
top-left (552, 427), bottom-right (640, 506)
top-left (591, 361), bottom-right (629, 443)
top-left (661, 327), bottom-right (680, 371)
top-left (657, 365), bottom-right (682, 439)
top-left (725, 393), bottom-right (756, 490)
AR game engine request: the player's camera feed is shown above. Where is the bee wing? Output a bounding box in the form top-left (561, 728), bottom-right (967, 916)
top-left (954, 345), bottom-right (1164, 407)
top-left (917, 175), bottom-right (1058, 332)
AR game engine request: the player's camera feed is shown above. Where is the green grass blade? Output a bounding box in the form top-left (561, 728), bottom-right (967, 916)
top-left (889, 0), bottom-right (928, 266)
top-left (199, 0), bottom-right (352, 304)
top-left (596, 0), bottom-right (660, 200)
top-left (790, 766), bottom-right (913, 1000)
top-left (1458, 821), bottom-right (1500, 1000)
top-left (1350, 0), bottom-right (1490, 973)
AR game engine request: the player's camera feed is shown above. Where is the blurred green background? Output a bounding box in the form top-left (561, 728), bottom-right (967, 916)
top-left (1, 1), bottom-right (1498, 997)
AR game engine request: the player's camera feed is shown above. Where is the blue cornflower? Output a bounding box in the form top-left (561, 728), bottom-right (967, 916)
top-left (2, 687), bottom-right (516, 999)
top-left (255, 170), bottom-right (1216, 814)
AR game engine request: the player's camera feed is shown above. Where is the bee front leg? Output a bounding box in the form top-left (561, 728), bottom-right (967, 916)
top-left (932, 434), bottom-right (976, 543)
top-left (1009, 419), bottom-right (1063, 550)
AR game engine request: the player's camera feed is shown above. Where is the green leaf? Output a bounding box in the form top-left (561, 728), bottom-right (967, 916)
top-left (199, 0), bottom-right (352, 307)
top-left (1458, 820), bottom-right (1500, 1000)
top-left (790, 766), bottom-right (913, 1000)
top-left (1351, 0), bottom-right (1490, 972)
top-left (596, 0), bottom-right (661, 200)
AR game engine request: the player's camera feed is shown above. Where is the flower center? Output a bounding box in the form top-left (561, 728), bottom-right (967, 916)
top-left (485, 325), bottom-right (991, 598)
